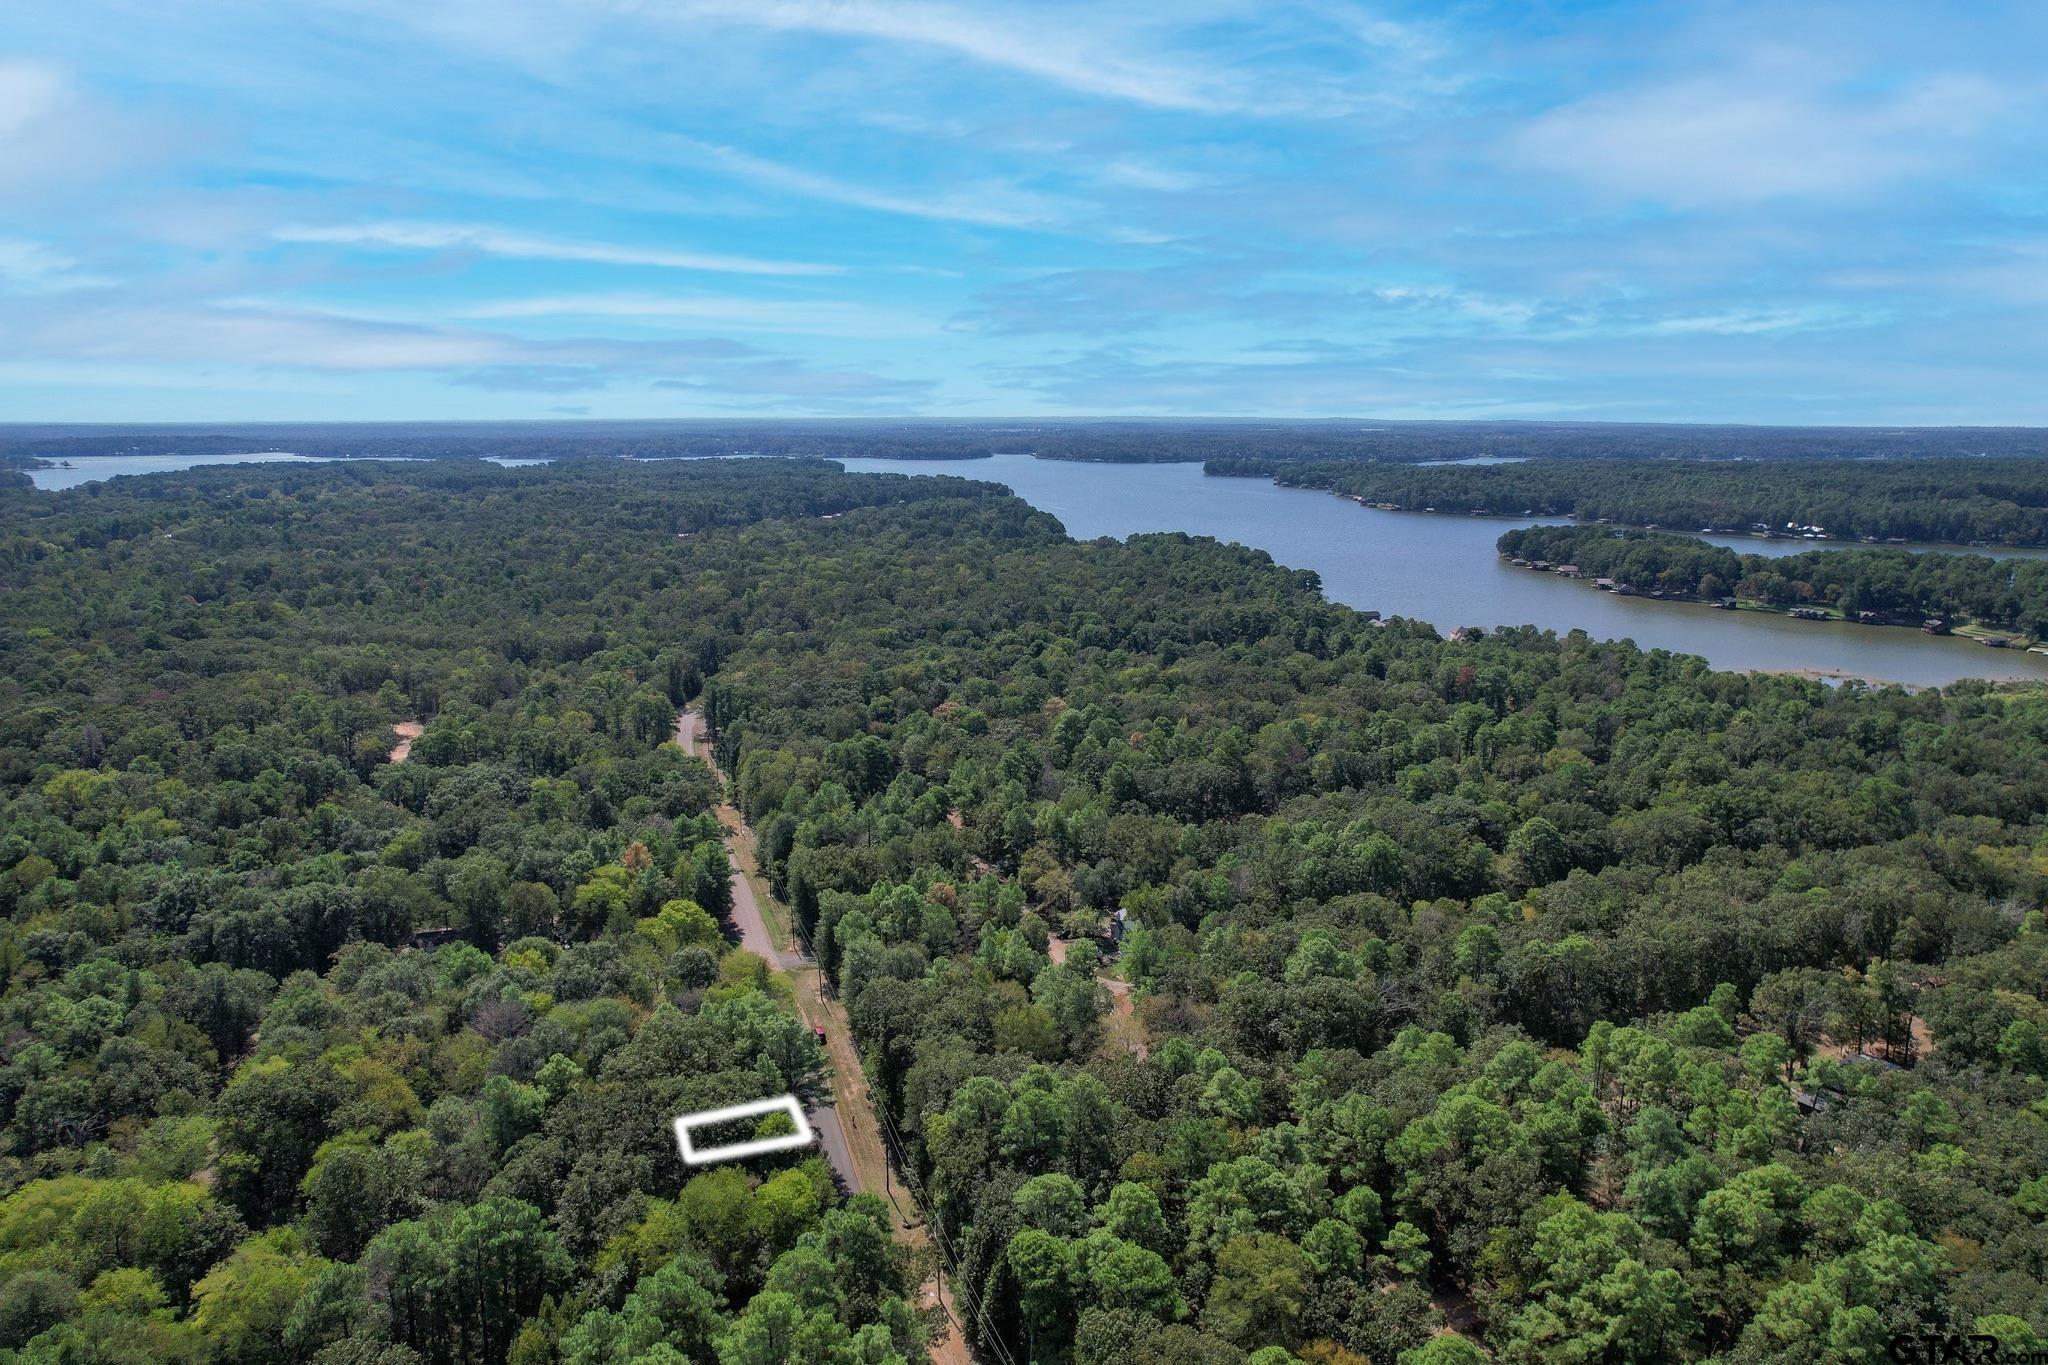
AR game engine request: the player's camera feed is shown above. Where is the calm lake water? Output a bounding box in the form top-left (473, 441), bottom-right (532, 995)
top-left (19, 451), bottom-right (557, 489)
top-left (24, 452), bottom-right (324, 490)
top-left (841, 454), bottom-right (2048, 688)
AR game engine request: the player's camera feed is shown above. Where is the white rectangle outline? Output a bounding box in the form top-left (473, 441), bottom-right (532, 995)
top-left (672, 1094), bottom-right (814, 1166)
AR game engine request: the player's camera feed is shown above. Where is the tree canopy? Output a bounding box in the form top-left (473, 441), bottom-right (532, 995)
top-left (0, 455), bottom-right (2044, 1362)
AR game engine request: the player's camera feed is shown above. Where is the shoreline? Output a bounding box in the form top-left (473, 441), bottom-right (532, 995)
top-left (1243, 474), bottom-right (2048, 557)
top-left (1757, 666), bottom-right (1916, 690)
top-left (1497, 552), bottom-right (2047, 656)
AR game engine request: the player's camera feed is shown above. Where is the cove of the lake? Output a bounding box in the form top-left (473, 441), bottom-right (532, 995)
top-left (21, 452), bottom-right (545, 490)
top-left (840, 453), bottom-right (2048, 689)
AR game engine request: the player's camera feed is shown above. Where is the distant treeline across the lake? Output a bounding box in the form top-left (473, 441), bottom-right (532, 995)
top-left (1044, 422), bottom-right (2048, 464)
top-left (0, 420), bottom-right (996, 464)
top-left (1499, 524), bottom-right (2048, 636)
top-left (8, 417), bottom-right (2048, 468)
top-left (1212, 455), bottom-right (2048, 546)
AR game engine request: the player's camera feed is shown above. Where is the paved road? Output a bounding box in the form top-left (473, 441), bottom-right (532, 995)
top-left (674, 708), bottom-right (706, 762)
top-left (677, 708), bottom-right (845, 1169)
top-left (725, 832), bottom-right (802, 970)
top-left (808, 1098), bottom-right (858, 1196)
top-left (677, 709), bottom-right (800, 968)
top-left (678, 705), bottom-right (972, 1364)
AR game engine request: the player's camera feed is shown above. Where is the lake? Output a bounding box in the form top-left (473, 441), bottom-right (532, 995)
top-left (18, 451), bottom-right (558, 490)
top-left (23, 452), bottom-right (324, 490)
top-left (839, 454), bottom-right (2048, 688)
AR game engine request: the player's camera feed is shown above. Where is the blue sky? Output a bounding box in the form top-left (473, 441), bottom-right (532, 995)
top-left (3, 0), bottom-right (2046, 422)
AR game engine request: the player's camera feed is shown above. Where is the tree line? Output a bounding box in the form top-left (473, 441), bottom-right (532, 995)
top-left (1210, 456), bottom-right (2048, 546)
top-left (1497, 525), bottom-right (2048, 636)
top-left (13, 419), bottom-right (2048, 472)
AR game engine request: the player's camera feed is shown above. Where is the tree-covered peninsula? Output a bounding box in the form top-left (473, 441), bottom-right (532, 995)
top-left (1498, 525), bottom-right (2048, 641)
top-left (1211, 456), bottom-right (2048, 548)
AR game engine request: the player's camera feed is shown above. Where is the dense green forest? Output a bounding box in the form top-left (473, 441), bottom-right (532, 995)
top-left (1210, 457), bottom-right (2048, 546)
top-left (1497, 526), bottom-right (2048, 638)
top-left (0, 461), bottom-right (972, 1364)
top-left (2, 458), bottom-right (2046, 1364)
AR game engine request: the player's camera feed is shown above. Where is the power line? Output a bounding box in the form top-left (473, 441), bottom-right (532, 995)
top-left (873, 1099), bottom-right (1021, 1365)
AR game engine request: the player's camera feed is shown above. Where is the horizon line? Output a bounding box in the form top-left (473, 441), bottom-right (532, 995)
top-left (7, 416), bottom-right (2048, 434)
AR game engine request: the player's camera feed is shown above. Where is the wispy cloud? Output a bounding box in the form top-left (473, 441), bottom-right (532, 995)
top-left (0, 294), bottom-right (931, 406)
top-left (460, 291), bottom-right (933, 336)
top-left (6, 300), bottom-right (719, 372)
top-left (0, 57), bottom-right (162, 193)
top-left (273, 221), bottom-right (842, 275)
top-left (675, 137), bottom-right (1069, 229)
top-left (1509, 64), bottom-right (2011, 205)
top-left (653, 359), bottom-right (933, 408)
top-left (0, 59), bottom-right (67, 139)
top-left (451, 364), bottom-right (618, 392)
top-left (1098, 159), bottom-right (1211, 193)
top-left (1825, 239), bottom-right (2048, 307)
top-left (676, 0), bottom-right (1236, 112)
top-left (956, 264), bottom-right (1544, 338)
top-left (0, 239), bottom-right (113, 294)
top-left (1637, 308), bottom-right (1863, 337)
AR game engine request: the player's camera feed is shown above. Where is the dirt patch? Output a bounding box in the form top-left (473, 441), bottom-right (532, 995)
top-left (1049, 936), bottom-right (1148, 1060)
top-left (1100, 976), bottom-right (1146, 1059)
top-left (388, 721), bottom-right (424, 764)
top-left (1814, 1013), bottom-right (1935, 1067)
top-left (1430, 1281), bottom-right (1481, 1337)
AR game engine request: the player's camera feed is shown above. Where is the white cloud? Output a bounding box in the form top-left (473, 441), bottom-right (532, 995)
top-left (676, 137), bottom-right (1068, 228)
top-left (1509, 65), bottom-right (2009, 205)
top-left (0, 296), bottom-right (930, 405)
top-left (673, 0), bottom-right (1234, 112)
top-left (0, 299), bottom-right (742, 372)
top-left (459, 291), bottom-right (932, 335)
top-left (30, 305), bottom-right (525, 370)
top-left (1826, 239), bottom-right (2048, 306)
top-left (1638, 308), bottom-right (1857, 337)
top-left (0, 59), bottom-right (138, 192)
top-left (0, 59), bottom-right (66, 139)
top-left (272, 221), bottom-right (842, 275)
top-left (1098, 159), bottom-right (1210, 193)
top-left (0, 239), bottom-right (112, 294)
